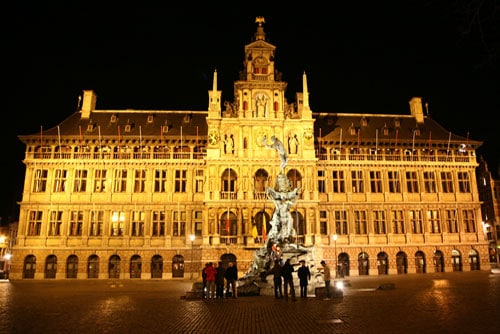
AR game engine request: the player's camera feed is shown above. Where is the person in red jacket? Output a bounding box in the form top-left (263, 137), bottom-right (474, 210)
top-left (204, 262), bottom-right (217, 300)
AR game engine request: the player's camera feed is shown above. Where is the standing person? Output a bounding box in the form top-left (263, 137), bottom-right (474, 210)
top-left (224, 261), bottom-right (238, 298)
top-left (297, 260), bottom-right (311, 298)
top-left (201, 263), bottom-right (209, 299)
top-left (204, 262), bottom-right (217, 300)
top-left (321, 260), bottom-right (332, 299)
top-left (271, 259), bottom-right (283, 299)
top-left (281, 258), bottom-right (297, 302)
top-left (215, 261), bottom-right (226, 299)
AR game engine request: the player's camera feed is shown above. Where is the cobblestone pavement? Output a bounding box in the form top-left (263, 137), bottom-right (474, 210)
top-left (1, 271), bottom-right (500, 334)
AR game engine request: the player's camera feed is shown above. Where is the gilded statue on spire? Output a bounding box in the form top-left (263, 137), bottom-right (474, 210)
top-left (255, 16), bottom-right (265, 26)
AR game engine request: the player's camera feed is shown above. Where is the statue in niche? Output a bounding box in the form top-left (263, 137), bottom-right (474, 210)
top-left (224, 134), bottom-right (234, 154)
top-left (288, 134), bottom-right (299, 154)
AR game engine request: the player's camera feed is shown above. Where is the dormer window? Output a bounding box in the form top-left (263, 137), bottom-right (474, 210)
top-left (147, 115), bottom-right (154, 123)
top-left (394, 119), bottom-right (401, 128)
top-left (414, 128), bottom-right (420, 136)
top-left (183, 114), bottom-right (191, 123)
top-left (87, 123), bottom-right (95, 132)
top-left (110, 114), bottom-right (118, 123)
top-left (383, 124), bottom-right (389, 136)
top-left (360, 117), bottom-right (368, 127)
top-left (124, 124), bottom-right (132, 132)
top-left (162, 125), bottom-right (169, 133)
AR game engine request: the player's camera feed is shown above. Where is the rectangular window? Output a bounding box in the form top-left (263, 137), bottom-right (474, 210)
top-left (332, 170), bottom-right (345, 193)
top-left (427, 209), bottom-right (440, 233)
top-left (152, 211), bottom-right (166, 236)
top-left (388, 171), bottom-right (401, 193)
top-left (53, 169), bottom-right (68, 192)
top-left (94, 169), bottom-right (107, 192)
top-left (33, 169), bottom-right (48, 192)
top-left (27, 211), bottom-right (43, 236)
top-left (318, 170), bottom-right (325, 193)
top-left (175, 169), bottom-right (187, 193)
top-left (391, 210), bottom-right (405, 234)
top-left (334, 210), bottom-right (348, 235)
top-left (458, 172), bottom-right (471, 193)
top-left (353, 210), bottom-right (367, 234)
top-left (173, 211), bottom-right (186, 236)
top-left (111, 211), bottom-right (125, 236)
top-left (194, 211), bottom-right (203, 236)
top-left (462, 209), bottom-right (476, 233)
top-left (195, 169), bottom-right (204, 193)
top-left (369, 171), bottom-right (383, 193)
top-left (69, 210), bottom-right (84, 236)
top-left (73, 169), bottom-right (88, 192)
top-left (319, 210), bottom-right (328, 235)
top-left (440, 171), bottom-right (454, 193)
top-left (131, 211), bottom-right (145, 236)
top-left (113, 169), bottom-right (127, 192)
top-left (409, 210), bottom-right (423, 233)
top-left (405, 171), bottom-right (419, 193)
top-left (48, 210), bottom-right (63, 236)
top-left (154, 169), bottom-right (168, 193)
top-left (351, 170), bottom-right (364, 193)
top-left (445, 209), bottom-right (458, 233)
top-left (423, 171), bottom-right (437, 193)
top-left (373, 210), bottom-right (386, 234)
top-left (134, 169), bottom-right (147, 193)
top-left (90, 210), bottom-right (103, 236)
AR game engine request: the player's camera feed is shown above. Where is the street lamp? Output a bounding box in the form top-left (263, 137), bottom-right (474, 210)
top-left (333, 234), bottom-right (338, 278)
top-left (189, 234), bottom-right (195, 279)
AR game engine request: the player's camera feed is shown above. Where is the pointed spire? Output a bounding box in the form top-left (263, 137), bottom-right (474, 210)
top-left (213, 68), bottom-right (218, 93)
top-left (302, 71), bottom-right (309, 109)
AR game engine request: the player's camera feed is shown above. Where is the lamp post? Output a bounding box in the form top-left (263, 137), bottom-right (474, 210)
top-left (333, 234), bottom-right (338, 278)
top-left (189, 234), bottom-right (195, 279)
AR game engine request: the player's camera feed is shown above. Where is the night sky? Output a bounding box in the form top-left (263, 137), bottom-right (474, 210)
top-left (2, 2), bottom-right (499, 222)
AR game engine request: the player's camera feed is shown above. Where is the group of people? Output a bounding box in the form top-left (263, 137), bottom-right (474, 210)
top-left (270, 259), bottom-right (333, 300)
top-left (202, 261), bottom-right (238, 300)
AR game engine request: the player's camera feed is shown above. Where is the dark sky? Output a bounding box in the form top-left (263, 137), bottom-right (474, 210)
top-left (2, 2), bottom-right (499, 222)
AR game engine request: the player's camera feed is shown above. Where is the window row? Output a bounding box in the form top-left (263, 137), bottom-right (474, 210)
top-left (318, 169), bottom-right (472, 194)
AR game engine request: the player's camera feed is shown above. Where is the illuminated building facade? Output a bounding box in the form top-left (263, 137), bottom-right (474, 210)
top-left (10, 18), bottom-right (490, 280)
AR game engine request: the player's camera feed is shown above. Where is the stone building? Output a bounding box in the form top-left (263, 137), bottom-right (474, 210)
top-left (10, 17), bottom-right (489, 280)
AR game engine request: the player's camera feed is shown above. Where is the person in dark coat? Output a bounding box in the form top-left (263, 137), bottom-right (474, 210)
top-left (281, 258), bottom-right (297, 301)
top-left (215, 262), bottom-right (226, 299)
top-left (271, 259), bottom-right (283, 299)
top-left (297, 260), bottom-right (311, 298)
top-left (224, 261), bottom-right (238, 298)
top-left (201, 262), bottom-right (209, 299)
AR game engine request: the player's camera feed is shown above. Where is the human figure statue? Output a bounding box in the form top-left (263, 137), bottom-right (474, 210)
top-left (288, 134), bottom-right (299, 154)
top-left (224, 134), bottom-right (234, 154)
top-left (266, 174), bottom-right (299, 242)
top-left (263, 135), bottom-right (288, 171)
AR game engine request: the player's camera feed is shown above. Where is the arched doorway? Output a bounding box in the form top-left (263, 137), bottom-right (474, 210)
top-left (23, 255), bottom-right (36, 279)
top-left (451, 249), bottom-right (462, 272)
top-left (66, 255), bottom-right (78, 278)
top-left (220, 253), bottom-right (237, 272)
top-left (415, 251), bottom-right (426, 273)
top-left (44, 255), bottom-right (57, 279)
top-left (433, 250), bottom-right (444, 272)
top-left (338, 253), bottom-right (350, 277)
top-left (87, 254), bottom-right (100, 278)
top-left (109, 255), bottom-right (121, 278)
top-left (151, 255), bottom-right (163, 278)
top-left (468, 249), bottom-right (480, 271)
top-left (377, 252), bottom-right (388, 275)
top-left (358, 252), bottom-right (369, 276)
top-left (130, 255), bottom-right (142, 279)
top-left (396, 251), bottom-right (407, 274)
top-left (172, 255), bottom-right (184, 278)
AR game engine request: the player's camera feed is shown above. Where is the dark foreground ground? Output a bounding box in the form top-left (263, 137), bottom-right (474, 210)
top-left (1, 270), bottom-right (499, 334)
